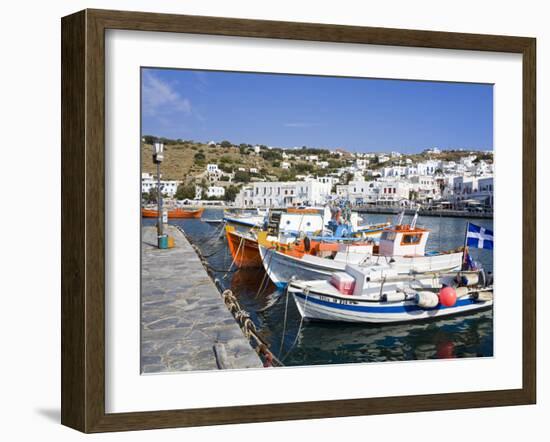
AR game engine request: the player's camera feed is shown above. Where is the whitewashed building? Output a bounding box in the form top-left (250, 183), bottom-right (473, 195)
top-left (206, 186), bottom-right (226, 198)
top-left (336, 178), bottom-right (410, 206)
top-left (452, 175), bottom-right (494, 207)
top-left (336, 180), bottom-right (380, 205)
top-left (205, 163), bottom-right (226, 183)
top-left (141, 172), bottom-right (181, 197)
top-left (424, 147), bottom-right (441, 155)
top-left (376, 179), bottom-right (411, 206)
top-left (355, 158), bottom-right (369, 170)
top-left (408, 175), bottom-right (441, 203)
top-left (416, 160), bottom-right (441, 176)
top-left (316, 176), bottom-right (339, 187)
top-left (235, 180), bottom-right (332, 208)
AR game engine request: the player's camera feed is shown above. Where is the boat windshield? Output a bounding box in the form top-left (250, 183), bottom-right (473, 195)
top-left (380, 231), bottom-right (396, 241)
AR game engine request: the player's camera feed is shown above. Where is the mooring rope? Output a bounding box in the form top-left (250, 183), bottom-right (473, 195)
top-left (280, 286), bottom-right (309, 363)
top-left (223, 234), bottom-right (245, 280)
top-left (253, 245), bottom-right (276, 299)
top-left (277, 282), bottom-right (292, 357)
top-left (221, 289), bottom-right (283, 367)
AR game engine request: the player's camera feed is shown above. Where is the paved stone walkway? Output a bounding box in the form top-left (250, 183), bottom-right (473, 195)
top-left (141, 225), bottom-right (262, 373)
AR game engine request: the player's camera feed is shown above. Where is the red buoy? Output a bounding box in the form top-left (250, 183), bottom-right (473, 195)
top-left (439, 287), bottom-right (457, 307)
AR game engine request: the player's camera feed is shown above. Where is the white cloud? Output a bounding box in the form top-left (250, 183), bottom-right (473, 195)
top-left (142, 71), bottom-right (192, 116)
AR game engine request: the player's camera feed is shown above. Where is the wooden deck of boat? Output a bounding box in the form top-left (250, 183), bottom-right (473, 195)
top-left (141, 225), bottom-right (263, 373)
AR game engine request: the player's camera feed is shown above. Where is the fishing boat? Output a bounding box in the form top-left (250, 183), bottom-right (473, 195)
top-left (258, 220), bottom-right (464, 289)
top-left (141, 208), bottom-right (160, 218)
top-left (286, 264), bottom-right (493, 323)
top-left (224, 208), bottom-right (379, 268)
top-left (224, 206), bottom-right (389, 238)
top-left (223, 208), bottom-right (268, 228)
top-left (225, 225), bottom-right (263, 268)
top-left (141, 207), bottom-right (204, 219)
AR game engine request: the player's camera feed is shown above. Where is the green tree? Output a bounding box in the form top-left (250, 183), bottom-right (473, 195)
top-left (261, 150), bottom-right (283, 161)
top-left (142, 189), bottom-right (157, 203)
top-left (219, 164), bottom-right (233, 173)
top-left (234, 171), bottom-right (251, 183)
top-left (175, 184), bottom-right (196, 200)
top-left (224, 185), bottom-right (240, 202)
top-left (220, 140), bottom-right (232, 148)
top-left (342, 172), bottom-right (354, 185)
top-left (142, 135), bottom-right (157, 145)
top-left (294, 163), bottom-right (314, 174)
top-left (279, 170), bottom-right (296, 181)
top-left (194, 152), bottom-right (206, 161)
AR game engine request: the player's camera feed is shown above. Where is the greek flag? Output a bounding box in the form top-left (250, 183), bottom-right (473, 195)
top-left (466, 223), bottom-right (494, 250)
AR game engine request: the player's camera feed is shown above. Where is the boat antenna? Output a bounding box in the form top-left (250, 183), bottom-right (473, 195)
top-left (395, 210), bottom-right (404, 226)
top-left (410, 208), bottom-right (419, 229)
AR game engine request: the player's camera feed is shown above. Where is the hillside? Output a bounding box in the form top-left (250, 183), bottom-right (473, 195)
top-left (141, 138), bottom-right (492, 184)
top-left (141, 141), bottom-right (347, 183)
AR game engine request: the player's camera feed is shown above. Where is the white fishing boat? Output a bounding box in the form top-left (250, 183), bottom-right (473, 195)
top-left (224, 206), bottom-right (390, 238)
top-left (286, 264), bottom-right (493, 323)
top-left (258, 220), bottom-right (464, 289)
top-left (223, 208), bottom-right (268, 228)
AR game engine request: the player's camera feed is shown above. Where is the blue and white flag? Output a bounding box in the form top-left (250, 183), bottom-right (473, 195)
top-left (466, 223), bottom-right (494, 250)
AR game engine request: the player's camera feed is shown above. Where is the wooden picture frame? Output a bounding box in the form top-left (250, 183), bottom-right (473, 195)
top-left (61, 8), bottom-right (536, 433)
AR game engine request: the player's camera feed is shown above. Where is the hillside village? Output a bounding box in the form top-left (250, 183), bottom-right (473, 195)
top-left (141, 136), bottom-right (494, 211)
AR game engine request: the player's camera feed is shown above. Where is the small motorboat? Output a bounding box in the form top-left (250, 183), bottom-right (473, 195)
top-left (287, 264), bottom-right (493, 323)
top-left (141, 207), bottom-right (204, 219)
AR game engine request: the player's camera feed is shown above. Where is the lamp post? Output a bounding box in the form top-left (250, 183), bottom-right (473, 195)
top-left (152, 142), bottom-right (165, 248)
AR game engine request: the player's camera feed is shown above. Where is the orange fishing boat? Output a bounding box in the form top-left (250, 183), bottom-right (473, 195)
top-left (141, 207), bottom-right (204, 219)
top-left (225, 223), bottom-right (374, 268)
top-left (225, 225), bottom-right (263, 268)
top-left (169, 207), bottom-right (204, 219)
top-left (141, 208), bottom-right (160, 218)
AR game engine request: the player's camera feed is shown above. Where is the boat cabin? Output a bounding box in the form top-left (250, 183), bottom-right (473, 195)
top-left (378, 225), bottom-right (430, 257)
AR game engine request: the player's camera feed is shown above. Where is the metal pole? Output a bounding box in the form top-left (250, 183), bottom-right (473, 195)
top-left (157, 161), bottom-right (163, 237)
top-left (462, 221), bottom-right (469, 268)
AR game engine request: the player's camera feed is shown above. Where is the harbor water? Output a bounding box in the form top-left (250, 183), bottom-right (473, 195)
top-left (143, 209), bottom-right (494, 367)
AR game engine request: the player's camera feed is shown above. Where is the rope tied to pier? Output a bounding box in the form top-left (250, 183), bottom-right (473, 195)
top-left (279, 283), bottom-right (310, 363)
top-left (221, 289), bottom-right (283, 367)
top-left (223, 233), bottom-right (246, 280)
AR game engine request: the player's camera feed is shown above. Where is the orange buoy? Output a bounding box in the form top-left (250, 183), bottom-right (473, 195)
top-left (439, 286), bottom-right (457, 307)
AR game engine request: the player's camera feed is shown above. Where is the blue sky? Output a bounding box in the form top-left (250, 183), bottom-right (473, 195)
top-left (141, 68), bottom-right (493, 153)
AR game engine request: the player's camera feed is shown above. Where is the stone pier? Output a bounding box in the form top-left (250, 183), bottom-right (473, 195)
top-left (141, 225), bottom-right (263, 373)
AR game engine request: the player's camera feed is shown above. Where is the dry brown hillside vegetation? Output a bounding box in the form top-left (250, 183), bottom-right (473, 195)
top-left (141, 141), bottom-right (349, 183)
top-left (141, 139), bottom-right (492, 184)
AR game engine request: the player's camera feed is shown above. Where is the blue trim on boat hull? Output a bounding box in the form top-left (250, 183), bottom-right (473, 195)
top-left (293, 291), bottom-right (486, 314)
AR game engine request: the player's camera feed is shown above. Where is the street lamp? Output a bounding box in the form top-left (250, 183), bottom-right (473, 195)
top-left (152, 142), bottom-right (166, 248)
